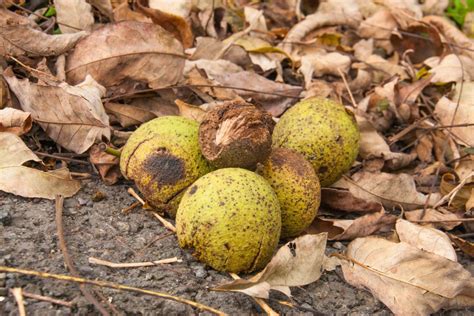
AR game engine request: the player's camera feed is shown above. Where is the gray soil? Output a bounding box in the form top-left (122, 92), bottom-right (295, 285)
top-left (0, 177), bottom-right (472, 315)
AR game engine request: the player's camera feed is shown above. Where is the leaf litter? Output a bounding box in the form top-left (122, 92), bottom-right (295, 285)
top-left (1, 0), bottom-right (473, 314)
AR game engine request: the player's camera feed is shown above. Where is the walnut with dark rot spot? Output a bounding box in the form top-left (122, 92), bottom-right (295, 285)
top-left (199, 100), bottom-right (275, 170)
top-left (120, 116), bottom-right (213, 218)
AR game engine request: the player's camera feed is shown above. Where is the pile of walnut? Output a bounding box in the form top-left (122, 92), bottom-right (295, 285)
top-left (120, 98), bottom-right (360, 273)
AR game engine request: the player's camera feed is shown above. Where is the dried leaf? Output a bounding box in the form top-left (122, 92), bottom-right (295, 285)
top-left (89, 144), bottom-right (121, 185)
top-left (104, 102), bottom-right (156, 127)
top-left (341, 236), bottom-right (474, 315)
top-left (404, 208), bottom-right (462, 230)
top-left (0, 108), bottom-right (32, 136)
top-left (0, 8), bottom-right (87, 57)
top-left (300, 52), bottom-right (351, 88)
top-left (184, 59), bottom-right (243, 80)
top-left (440, 173), bottom-right (474, 211)
top-left (321, 188), bottom-right (382, 213)
top-left (4, 73), bottom-right (110, 154)
top-left (427, 55), bottom-right (474, 83)
top-left (212, 71), bottom-right (302, 116)
top-left (357, 116), bottom-right (417, 169)
top-left (448, 233), bottom-right (474, 258)
top-left (358, 9), bottom-right (397, 53)
top-left (135, 0), bottom-right (193, 48)
top-left (396, 219), bottom-right (457, 261)
top-left (55, 0), bottom-right (94, 33)
top-left (0, 133), bottom-right (80, 199)
top-left (66, 21), bottom-right (185, 90)
top-left (434, 82), bottom-right (474, 147)
top-left (89, 0), bottom-right (114, 19)
top-left (214, 234), bottom-right (327, 299)
top-left (307, 209), bottom-right (397, 240)
top-left (175, 99), bottom-right (206, 122)
top-left (149, 0), bottom-right (191, 17)
top-left (338, 171), bottom-right (441, 210)
top-left (113, 2), bottom-right (152, 22)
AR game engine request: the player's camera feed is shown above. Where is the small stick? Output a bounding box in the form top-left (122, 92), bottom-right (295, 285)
top-left (127, 188), bottom-right (176, 232)
top-left (10, 288), bottom-right (26, 316)
top-left (151, 212), bottom-right (176, 233)
top-left (55, 196), bottom-right (110, 316)
top-left (337, 68), bottom-right (357, 108)
top-left (89, 257), bottom-right (182, 268)
top-left (408, 218), bottom-right (474, 223)
top-left (22, 291), bottom-right (74, 308)
top-left (122, 201), bottom-right (141, 214)
top-left (229, 273), bottom-right (278, 316)
top-left (70, 172), bottom-right (92, 179)
top-left (127, 188), bottom-right (146, 205)
top-left (0, 266), bottom-right (226, 316)
top-left (35, 152), bottom-right (90, 165)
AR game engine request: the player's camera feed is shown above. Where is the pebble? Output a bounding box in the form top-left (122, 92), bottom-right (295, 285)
top-left (0, 209), bottom-right (12, 226)
top-left (78, 198), bottom-right (88, 206)
top-left (332, 241), bottom-right (345, 250)
top-left (193, 266), bottom-right (208, 278)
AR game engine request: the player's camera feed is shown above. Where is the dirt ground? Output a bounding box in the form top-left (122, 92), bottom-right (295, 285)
top-left (1, 176), bottom-right (473, 315)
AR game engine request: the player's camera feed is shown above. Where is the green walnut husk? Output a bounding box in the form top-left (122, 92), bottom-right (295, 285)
top-left (176, 168), bottom-right (281, 273)
top-left (272, 97), bottom-right (360, 186)
top-left (120, 116), bottom-right (213, 216)
top-left (258, 148), bottom-right (321, 238)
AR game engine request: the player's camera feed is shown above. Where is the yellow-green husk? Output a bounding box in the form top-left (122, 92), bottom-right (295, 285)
top-left (176, 168), bottom-right (281, 273)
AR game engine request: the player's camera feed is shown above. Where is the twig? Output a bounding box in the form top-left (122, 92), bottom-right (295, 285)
top-left (151, 212), bottom-right (177, 232)
top-left (10, 288), bottom-right (26, 316)
top-left (89, 257), bottom-right (182, 268)
top-left (0, 266), bottom-right (227, 316)
top-left (408, 218), bottom-right (473, 223)
top-left (8, 56), bottom-right (59, 82)
top-left (35, 152), bottom-right (90, 165)
top-left (457, 233), bottom-right (474, 238)
top-left (136, 231), bottom-right (175, 257)
top-left (337, 68), bottom-right (357, 108)
top-left (55, 196), bottom-right (110, 316)
top-left (22, 291), bottom-right (74, 308)
top-left (127, 188), bottom-right (177, 232)
top-left (122, 201), bottom-right (141, 213)
top-left (69, 172), bottom-right (92, 179)
top-left (229, 273), bottom-right (278, 316)
top-left (105, 84), bottom-right (302, 102)
top-left (433, 172), bottom-right (474, 208)
top-left (127, 187), bottom-right (146, 205)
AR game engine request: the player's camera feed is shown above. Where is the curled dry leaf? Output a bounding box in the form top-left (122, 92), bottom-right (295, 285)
top-left (4, 73), bottom-right (110, 154)
top-left (321, 188), bottom-right (382, 213)
top-left (395, 219), bottom-right (457, 261)
top-left (104, 102), bottom-right (156, 127)
top-left (0, 133), bottom-right (81, 199)
top-left (427, 55), bottom-right (474, 83)
top-left (66, 21), bottom-right (185, 90)
top-left (212, 71), bottom-right (302, 116)
top-left (149, 0), bottom-right (191, 17)
top-left (341, 236), bottom-right (474, 315)
top-left (0, 8), bottom-right (87, 57)
top-left (448, 233), bottom-right (474, 258)
top-left (440, 173), bottom-right (474, 211)
top-left (300, 52), bottom-right (351, 88)
top-left (213, 233), bottom-right (328, 299)
top-left (337, 171), bottom-right (441, 210)
top-left (358, 9), bottom-right (397, 53)
top-left (89, 144), bottom-right (121, 185)
top-left (307, 209), bottom-right (397, 240)
top-left (0, 108), bottom-right (32, 136)
top-left (174, 99), bottom-right (206, 123)
top-left (135, 0), bottom-right (193, 48)
top-left (55, 0), bottom-right (95, 33)
top-left (434, 82), bottom-right (474, 147)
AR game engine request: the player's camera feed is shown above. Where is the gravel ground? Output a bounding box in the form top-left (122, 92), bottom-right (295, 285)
top-left (0, 177), bottom-right (472, 315)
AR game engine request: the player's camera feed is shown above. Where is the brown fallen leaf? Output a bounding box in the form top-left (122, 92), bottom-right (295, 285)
top-left (174, 99), bottom-right (206, 123)
top-left (212, 71), bottom-right (302, 116)
top-left (321, 188), bottom-right (382, 213)
top-left (66, 21), bottom-right (185, 90)
top-left (0, 8), bottom-right (87, 57)
top-left (55, 0), bottom-right (95, 33)
top-left (113, 2), bottom-right (152, 22)
top-left (434, 82), bottom-right (474, 147)
top-left (337, 171), bottom-right (441, 210)
top-left (213, 233), bottom-right (327, 299)
top-left (89, 0), bottom-right (114, 19)
top-left (0, 108), bottom-right (32, 136)
top-left (4, 73), bottom-right (110, 154)
top-left (440, 173), bottom-right (474, 211)
top-left (426, 54), bottom-right (474, 83)
top-left (448, 233), bottom-right (474, 258)
top-left (0, 133), bottom-right (81, 199)
top-left (307, 209), bottom-right (397, 240)
top-left (300, 52), bottom-right (351, 88)
top-left (396, 219), bottom-right (457, 261)
top-left (135, 0), bottom-right (193, 48)
top-left (104, 102), bottom-right (156, 127)
top-left (404, 208), bottom-right (462, 230)
top-left (340, 236), bottom-right (474, 315)
top-left (89, 144), bottom-right (121, 185)
top-left (358, 9), bottom-right (397, 53)
top-left (357, 116), bottom-right (417, 170)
